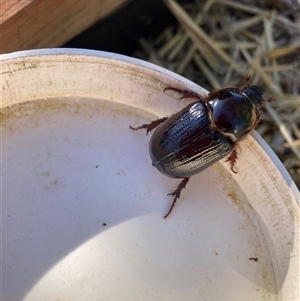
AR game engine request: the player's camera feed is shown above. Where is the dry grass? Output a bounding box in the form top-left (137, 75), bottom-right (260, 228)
top-left (135, 0), bottom-right (300, 188)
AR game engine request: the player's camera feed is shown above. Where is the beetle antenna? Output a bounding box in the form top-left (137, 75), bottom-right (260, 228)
top-left (245, 74), bottom-right (251, 86)
top-left (263, 96), bottom-right (274, 103)
top-left (260, 96), bottom-right (274, 107)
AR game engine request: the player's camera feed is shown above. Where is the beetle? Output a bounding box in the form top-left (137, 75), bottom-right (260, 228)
top-left (130, 76), bottom-right (270, 218)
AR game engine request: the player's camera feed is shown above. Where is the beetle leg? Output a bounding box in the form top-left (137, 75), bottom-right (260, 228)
top-left (225, 146), bottom-right (238, 174)
top-left (164, 87), bottom-right (204, 100)
top-left (130, 117), bottom-right (168, 135)
top-left (164, 177), bottom-right (190, 218)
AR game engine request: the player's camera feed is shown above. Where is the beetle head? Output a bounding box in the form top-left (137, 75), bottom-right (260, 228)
top-left (241, 85), bottom-right (264, 106)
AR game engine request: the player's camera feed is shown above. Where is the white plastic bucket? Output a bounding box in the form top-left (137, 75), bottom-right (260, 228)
top-left (1, 49), bottom-right (299, 301)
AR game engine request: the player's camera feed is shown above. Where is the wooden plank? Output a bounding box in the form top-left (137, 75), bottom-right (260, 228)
top-left (0, 0), bottom-right (129, 54)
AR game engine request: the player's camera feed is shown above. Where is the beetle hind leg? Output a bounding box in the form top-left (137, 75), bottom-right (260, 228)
top-left (130, 117), bottom-right (168, 135)
top-left (164, 87), bottom-right (204, 100)
top-left (164, 177), bottom-right (190, 218)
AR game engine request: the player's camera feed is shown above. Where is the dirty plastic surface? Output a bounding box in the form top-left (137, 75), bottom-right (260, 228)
top-left (1, 49), bottom-right (299, 301)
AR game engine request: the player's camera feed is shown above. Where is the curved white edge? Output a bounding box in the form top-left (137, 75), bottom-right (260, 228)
top-left (1, 48), bottom-right (206, 95)
top-left (252, 131), bottom-right (299, 200)
top-left (249, 131), bottom-right (299, 300)
top-left (1, 48), bottom-right (299, 300)
top-left (228, 127), bottom-right (299, 300)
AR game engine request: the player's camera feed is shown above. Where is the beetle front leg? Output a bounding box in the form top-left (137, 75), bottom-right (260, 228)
top-left (225, 146), bottom-right (238, 174)
top-left (164, 177), bottom-right (190, 218)
top-left (130, 117), bottom-right (168, 135)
